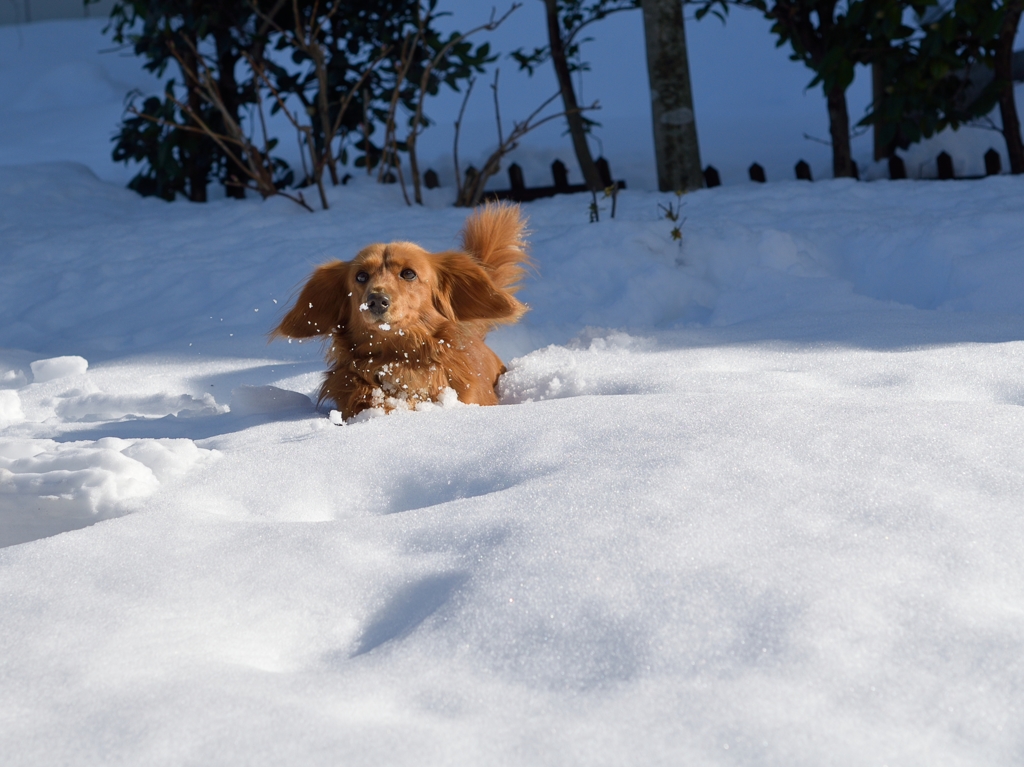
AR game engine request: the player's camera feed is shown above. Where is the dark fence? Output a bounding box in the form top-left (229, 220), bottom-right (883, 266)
top-left (704, 147), bottom-right (1008, 186)
top-left (424, 148), bottom-right (1005, 196)
top-left (423, 157), bottom-right (627, 202)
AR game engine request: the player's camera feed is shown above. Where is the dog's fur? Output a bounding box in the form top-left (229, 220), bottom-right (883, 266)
top-left (271, 203), bottom-right (531, 419)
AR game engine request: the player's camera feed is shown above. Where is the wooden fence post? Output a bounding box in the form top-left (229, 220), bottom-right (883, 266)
top-left (985, 148), bottom-right (1002, 176)
top-left (889, 155), bottom-right (906, 180)
top-left (795, 160), bottom-right (812, 181)
top-left (703, 166), bottom-right (721, 187)
top-left (508, 163), bottom-right (525, 194)
top-left (749, 163), bottom-right (766, 183)
top-left (551, 160), bottom-right (570, 191)
top-left (464, 166), bottom-right (478, 196)
top-left (470, 156), bottom-right (624, 203)
top-left (937, 151), bottom-right (954, 180)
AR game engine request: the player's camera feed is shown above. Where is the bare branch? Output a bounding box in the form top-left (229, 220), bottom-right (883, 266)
top-left (455, 78), bottom-right (600, 206)
top-left (379, 28), bottom-right (423, 188)
top-left (157, 40), bottom-right (313, 211)
top-left (453, 76), bottom-right (477, 199)
top-left (329, 46), bottom-right (391, 144)
top-left (255, 0), bottom-right (289, 36)
top-left (564, 3), bottom-right (638, 49)
top-left (407, 2), bottom-right (520, 203)
top-left (492, 68), bottom-right (504, 147)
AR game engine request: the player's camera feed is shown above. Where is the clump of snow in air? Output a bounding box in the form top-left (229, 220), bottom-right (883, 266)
top-left (3, 16), bottom-right (1024, 767)
top-left (378, 323), bottom-right (391, 330)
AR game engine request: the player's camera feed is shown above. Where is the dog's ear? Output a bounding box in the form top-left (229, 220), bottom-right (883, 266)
top-left (271, 261), bottom-right (352, 339)
top-left (433, 252), bottom-right (526, 324)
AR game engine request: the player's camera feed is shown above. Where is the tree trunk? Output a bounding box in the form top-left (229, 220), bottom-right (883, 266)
top-left (640, 0), bottom-right (702, 192)
top-left (826, 84), bottom-right (855, 177)
top-left (408, 125), bottom-right (423, 205)
top-left (215, 31), bottom-right (246, 199)
top-left (179, 35), bottom-right (208, 203)
top-left (994, 2), bottom-right (1024, 174)
top-left (543, 0), bottom-right (603, 191)
top-left (871, 61), bottom-right (894, 162)
top-left (312, 45), bottom-right (340, 186)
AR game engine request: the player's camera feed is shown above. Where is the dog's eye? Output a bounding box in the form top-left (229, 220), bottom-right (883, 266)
top-left (355, 271), bottom-right (369, 283)
top-left (400, 268), bottom-right (417, 281)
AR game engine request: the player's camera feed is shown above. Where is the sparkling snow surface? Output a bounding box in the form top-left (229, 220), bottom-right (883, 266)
top-left (3, 18), bottom-right (1024, 767)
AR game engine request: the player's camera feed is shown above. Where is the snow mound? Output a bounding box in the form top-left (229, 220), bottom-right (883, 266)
top-left (501, 332), bottom-right (664, 402)
top-left (0, 436), bottom-right (218, 547)
top-left (1, 367), bottom-right (28, 389)
top-left (11, 62), bottom-right (123, 112)
top-left (0, 390), bottom-right (24, 426)
top-left (30, 355), bottom-right (88, 383)
top-left (55, 392), bottom-right (227, 422)
top-left (346, 385), bottom-right (468, 423)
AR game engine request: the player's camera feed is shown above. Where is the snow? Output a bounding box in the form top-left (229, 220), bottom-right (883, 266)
top-left (28, 354), bottom-right (89, 382)
top-left (0, 390), bottom-right (25, 425)
top-left (2, 16), bottom-right (1024, 767)
top-left (0, 436), bottom-right (217, 547)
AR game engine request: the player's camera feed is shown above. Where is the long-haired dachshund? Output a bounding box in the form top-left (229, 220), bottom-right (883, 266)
top-left (272, 203), bottom-right (531, 419)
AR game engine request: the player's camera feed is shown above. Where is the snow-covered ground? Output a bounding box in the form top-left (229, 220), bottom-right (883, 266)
top-left (3, 16), bottom-right (1024, 767)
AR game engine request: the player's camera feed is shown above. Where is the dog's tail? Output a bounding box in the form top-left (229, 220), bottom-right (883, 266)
top-left (460, 202), bottom-right (532, 294)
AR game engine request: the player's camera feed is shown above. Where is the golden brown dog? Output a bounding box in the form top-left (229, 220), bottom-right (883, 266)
top-left (272, 203), bottom-right (531, 419)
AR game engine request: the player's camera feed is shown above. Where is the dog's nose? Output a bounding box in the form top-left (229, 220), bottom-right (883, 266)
top-left (366, 292), bottom-right (390, 315)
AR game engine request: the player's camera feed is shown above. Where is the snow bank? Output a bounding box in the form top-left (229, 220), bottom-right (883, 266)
top-left (2, 333), bottom-right (1024, 764)
top-left (0, 390), bottom-right (24, 426)
top-left (0, 20), bottom-right (162, 184)
top-left (0, 349), bottom-right (226, 545)
top-left (29, 355), bottom-right (88, 382)
top-left (5, 163), bottom-right (1024, 366)
top-left (0, 436), bottom-right (217, 547)
top-left (56, 391), bottom-right (225, 421)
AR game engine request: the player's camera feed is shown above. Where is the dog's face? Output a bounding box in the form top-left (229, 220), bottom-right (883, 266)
top-left (346, 242), bottom-right (441, 332)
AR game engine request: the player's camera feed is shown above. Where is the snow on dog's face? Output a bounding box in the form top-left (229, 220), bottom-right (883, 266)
top-left (346, 242), bottom-right (441, 333)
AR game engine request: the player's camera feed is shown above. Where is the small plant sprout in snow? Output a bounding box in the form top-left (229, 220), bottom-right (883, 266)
top-left (588, 186), bottom-right (619, 223)
top-left (658, 193), bottom-right (686, 251)
top-left (604, 183), bottom-right (619, 218)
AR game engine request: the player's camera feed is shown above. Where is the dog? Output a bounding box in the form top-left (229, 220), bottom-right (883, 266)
top-left (272, 203), bottom-right (531, 420)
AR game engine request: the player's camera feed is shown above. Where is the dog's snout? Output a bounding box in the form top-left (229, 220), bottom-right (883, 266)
top-left (366, 291), bottom-right (390, 315)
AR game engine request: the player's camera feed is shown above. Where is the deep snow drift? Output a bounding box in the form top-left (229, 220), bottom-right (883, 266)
top-left (4, 161), bottom-right (1024, 765)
